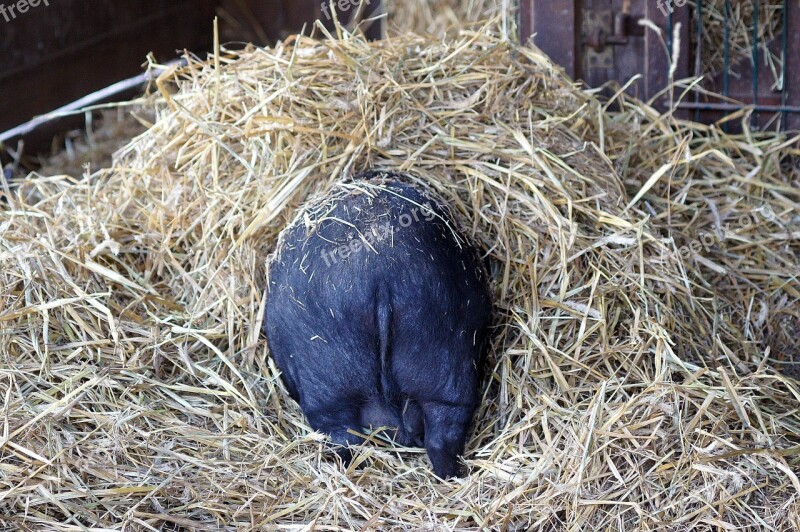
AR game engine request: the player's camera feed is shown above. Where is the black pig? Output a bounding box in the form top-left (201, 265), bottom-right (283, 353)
top-left (263, 171), bottom-right (492, 478)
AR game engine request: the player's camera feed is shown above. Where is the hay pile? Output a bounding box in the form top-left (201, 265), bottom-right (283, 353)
top-left (603, 92), bottom-right (800, 377)
top-left (385, 0), bottom-right (511, 37)
top-left (1, 24), bottom-right (799, 530)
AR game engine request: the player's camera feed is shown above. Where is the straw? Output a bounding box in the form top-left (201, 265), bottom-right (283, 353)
top-left (1, 17), bottom-right (798, 530)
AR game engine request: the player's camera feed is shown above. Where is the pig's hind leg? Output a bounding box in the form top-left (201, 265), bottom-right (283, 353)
top-left (399, 398), bottom-right (424, 447)
top-left (305, 404), bottom-right (365, 467)
top-left (422, 402), bottom-right (473, 479)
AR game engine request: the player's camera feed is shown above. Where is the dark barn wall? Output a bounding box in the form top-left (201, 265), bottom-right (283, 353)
top-left (0, 0), bottom-right (383, 136)
top-left (218, 0), bottom-right (382, 48)
top-left (0, 0), bottom-right (219, 133)
top-left (519, 0), bottom-right (800, 130)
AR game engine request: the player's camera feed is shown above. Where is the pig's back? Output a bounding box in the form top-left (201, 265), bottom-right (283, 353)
top-left (265, 179), bottom-right (490, 408)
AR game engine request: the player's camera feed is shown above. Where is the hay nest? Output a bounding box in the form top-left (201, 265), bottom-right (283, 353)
top-left (1, 23), bottom-right (799, 530)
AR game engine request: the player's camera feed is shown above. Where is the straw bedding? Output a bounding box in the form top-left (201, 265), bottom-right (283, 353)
top-left (1, 21), bottom-right (799, 531)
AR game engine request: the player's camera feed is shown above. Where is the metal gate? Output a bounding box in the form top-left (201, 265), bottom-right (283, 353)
top-left (520, 0), bottom-right (800, 131)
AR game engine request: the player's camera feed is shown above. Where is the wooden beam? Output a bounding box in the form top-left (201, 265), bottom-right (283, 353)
top-left (0, 0), bottom-right (218, 133)
top-left (520, 0), bottom-right (579, 79)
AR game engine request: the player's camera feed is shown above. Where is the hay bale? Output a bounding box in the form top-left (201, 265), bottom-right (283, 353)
top-left (1, 25), bottom-right (799, 530)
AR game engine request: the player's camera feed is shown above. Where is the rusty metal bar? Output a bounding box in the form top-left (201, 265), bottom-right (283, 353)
top-left (676, 102), bottom-right (800, 113)
top-left (752, 0), bottom-right (759, 125)
top-left (785, 0), bottom-right (800, 130)
top-left (723, 0), bottom-right (730, 99)
top-left (695, 0), bottom-right (703, 122)
top-left (723, 0), bottom-right (731, 131)
top-left (781, 0), bottom-right (789, 129)
top-left (666, 5), bottom-right (673, 59)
